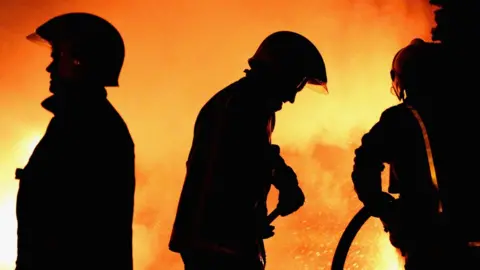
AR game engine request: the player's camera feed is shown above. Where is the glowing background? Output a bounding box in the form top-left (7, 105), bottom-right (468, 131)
top-left (0, 0), bottom-right (434, 269)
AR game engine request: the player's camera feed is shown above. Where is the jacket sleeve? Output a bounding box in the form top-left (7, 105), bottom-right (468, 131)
top-left (352, 107), bottom-right (397, 209)
top-left (269, 145), bottom-right (299, 190)
top-left (225, 99), bottom-right (274, 207)
top-left (63, 124), bottom-right (135, 258)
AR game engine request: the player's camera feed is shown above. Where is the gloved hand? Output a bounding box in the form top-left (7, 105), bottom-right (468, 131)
top-left (260, 224), bottom-right (275, 239)
top-left (364, 192), bottom-right (395, 218)
top-left (364, 193), bottom-right (406, 253)
top-left (269, 144), bottom-right (286, 168)
top-left (378, 198), bottom-right (405, 252)
top-left (255, 216), bottom-right (276, 239)
top-left (276, 185), bottom-right (305, 217)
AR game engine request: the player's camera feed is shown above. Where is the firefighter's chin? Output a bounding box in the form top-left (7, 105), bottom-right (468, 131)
top-left (49, 78), bottom-right (68, 94)
top-left (49, 78), bottom-right (77, 95)
top-left (268, 100), bottom-right (283, 112)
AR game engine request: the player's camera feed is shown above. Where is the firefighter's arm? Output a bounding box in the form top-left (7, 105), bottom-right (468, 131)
top-left (269, 145), bottom-right (298, 189)
top-left (65, 132), bottom-right (135, 243)
top-left (268, 144), bottom-right (305, 216)
top-left (227, 101), bottom-right (275, 201)
top-left (228, 97), bottom-right (273, 168)
top-left (352, 108), bottom-right (396, 217)
top-left (230, 100), bottom-right (305, 217)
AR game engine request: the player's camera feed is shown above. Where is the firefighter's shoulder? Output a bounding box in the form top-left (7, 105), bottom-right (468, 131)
top-left (379, 104), bottom-right (410, 122)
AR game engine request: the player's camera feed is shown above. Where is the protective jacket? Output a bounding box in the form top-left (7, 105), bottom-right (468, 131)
top-left (15, 87), bottom-right (135, 270)
top-left (352, 97), bottom-right (480, 268)
top-left (169, 76), bottom-right (285, 263)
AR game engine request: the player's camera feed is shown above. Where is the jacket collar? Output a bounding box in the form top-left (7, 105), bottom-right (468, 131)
top-left (41, 87), bottom-right (107, 115)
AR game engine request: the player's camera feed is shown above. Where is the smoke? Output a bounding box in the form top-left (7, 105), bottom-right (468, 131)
top-left (0, 0), bottom-right (433, 269)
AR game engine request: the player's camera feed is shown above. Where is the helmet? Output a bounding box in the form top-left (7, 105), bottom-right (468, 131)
top-left (27, 12), bottom-right (125, 87)
top-left (248, 31), bottom-right (328, 94)
top-left (390, 38), bottom-right (440, 100)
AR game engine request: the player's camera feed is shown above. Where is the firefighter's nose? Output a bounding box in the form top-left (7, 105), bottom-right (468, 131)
top-left (287, 93), bottom-right (296, 104)
top-left (46, 61), bottom-right (54, 73)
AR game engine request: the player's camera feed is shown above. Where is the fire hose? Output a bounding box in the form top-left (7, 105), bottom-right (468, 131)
top-left (331, 206), bottom-right (372, 270)
top-left (267, 206), bottom-right (374, 270)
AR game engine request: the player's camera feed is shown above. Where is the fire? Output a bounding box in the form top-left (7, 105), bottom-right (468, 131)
top-left (0, 194), bottom-right (16, 270)
top-left (0, 0), bottom-right (435, 269)
top-left (0, 133), bottom-right (41, 270)
top-left (376, 237), bottom-right (404, 270)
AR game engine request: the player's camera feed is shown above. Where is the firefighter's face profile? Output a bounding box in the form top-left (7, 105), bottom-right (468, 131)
top-left (46, 41), bottom-right (83, 93)
top-left (267, 76), bottom-right (305, 111)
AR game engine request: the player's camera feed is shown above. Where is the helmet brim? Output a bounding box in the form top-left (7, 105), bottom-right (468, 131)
top-left (306, 78), bottom-right (328, 95)
top-left (26, 32), bottom-right (52, 48)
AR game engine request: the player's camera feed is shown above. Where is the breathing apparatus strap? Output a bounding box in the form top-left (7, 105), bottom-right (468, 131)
top-left (407, 105), bottom-right (480, 248)
top-left (405, 104), bottom-right (443, 213)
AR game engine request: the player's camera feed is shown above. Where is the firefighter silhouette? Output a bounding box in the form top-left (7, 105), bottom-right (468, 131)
top-left (351, 37), bottom-right (480, 269)
top-left (15, 13), bottom-right (135, 270)
top-left (169, 31), bottom-right (328, 270)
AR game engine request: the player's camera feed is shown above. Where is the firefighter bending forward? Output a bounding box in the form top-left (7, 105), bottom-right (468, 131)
top-left (15, 13), bottom-right (135, 270)
top-left (352, 39), bottom-right (480, 269)
top-left (169, 31), bottom-right (328, 270)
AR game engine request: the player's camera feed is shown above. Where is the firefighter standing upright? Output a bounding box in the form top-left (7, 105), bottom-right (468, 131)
top-left (351, 38), bottom-right (480, 269)
top-left (169, 31), bottom-right (328, 269)
top-left (15, 13), bottom-right (136, 270)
